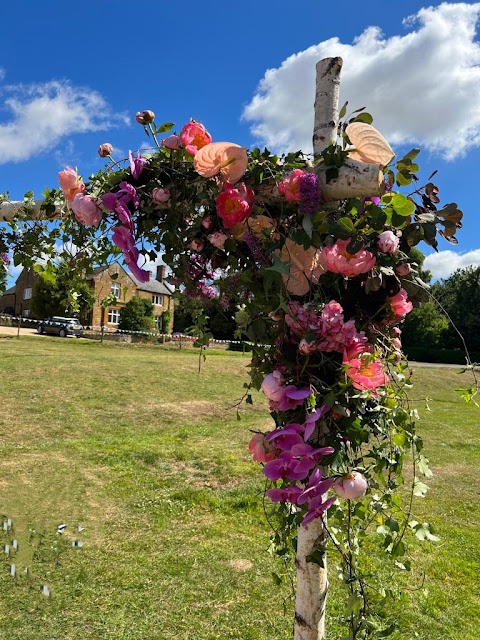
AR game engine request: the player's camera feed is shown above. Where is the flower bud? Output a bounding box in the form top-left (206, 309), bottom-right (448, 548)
top-left (135, 110), bottom-right (155, 125)
top-left (152, 187), bottom-right (170, 205)
top-left (161, 134), bottom-right (182, 150)
top-left (333, 472), bottom-right (368, 500)
top-left (98, 143), bottom-right (113, 158)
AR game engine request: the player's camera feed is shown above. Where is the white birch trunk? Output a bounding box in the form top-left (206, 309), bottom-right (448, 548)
top-left (313, 57), bottom-right (385, 203)
top-left (294, 518), bottom-right (328, 640)
top-left (0, 200), bottom-right (63, 222)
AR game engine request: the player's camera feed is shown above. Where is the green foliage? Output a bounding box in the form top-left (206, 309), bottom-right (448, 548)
top-left (118, 296), bottom-right (155, 333)
top-left (30, 264), bottom-right (95, 321)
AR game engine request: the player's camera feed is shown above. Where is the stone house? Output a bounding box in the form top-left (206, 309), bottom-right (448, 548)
top-left (0, 263), bottom-right (174, 332)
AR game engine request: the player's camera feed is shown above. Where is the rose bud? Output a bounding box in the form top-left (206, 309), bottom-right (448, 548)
top-left (135, 110), bottom-right (155, 125)
top-left (333, 472), bottom-right (368, 500)
top-left (98, 143), bottom-right (113, 158)
top-left (152, 187), bottom-right (170, 204)
top-left (161, 134), bottom-right (182, 150)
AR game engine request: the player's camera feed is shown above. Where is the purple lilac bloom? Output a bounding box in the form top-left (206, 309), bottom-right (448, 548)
top-left (243, 231), bottom-right (265, 265)
top-left (299, 172), bottom-right (320, 215)
top-left (1, 253), bottom-right (10, 264)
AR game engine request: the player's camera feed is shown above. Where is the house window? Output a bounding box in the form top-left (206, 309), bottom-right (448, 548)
top-left (23, 287), bottom-right (32, 300)
top-left (22, 309), bottom-right (30, 318)
top-left (152, 294), bottom-right (163, 306)
top-left (111, 282), bottom-right (121, 297)
top-left (108, 308), bottom-right (120, 324)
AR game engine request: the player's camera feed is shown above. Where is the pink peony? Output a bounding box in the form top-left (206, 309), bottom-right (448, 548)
top-left (333, 472), bottom-right (368, 500)
top-left (377, 230), bottom-right (399, 254)
top-left (180, 121), bottom-right (212, 156)
top-left (216, 182), bottom-right (254, 229)
top-left (322, 239), bottom-right (376, 277)
top-left (248, 433), bottom-right (276, 463)
top-left (162, 134), bottom-right (182, 150)
top-left (207, 231), bottom-right (229, 251)
top-left (344, 353), bottom-right (389, 391)
top-left (72, 194), bottom-right (102, 227)
top-left (152, 187), bottom-right (170, 204)
top-left (278, 169), bottom-right (306, 202)
top-left (58, 167), bottom-right (85, 203)
top-left (389, 288), bottom-right (413, 321)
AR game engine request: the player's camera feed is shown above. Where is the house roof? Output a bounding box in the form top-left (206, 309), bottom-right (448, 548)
top-left (2, 286), bottom-right (16, 295)
top-left (86, 262), bottom-right (173, 295)
top-left (130, 275), bottom-right (174, 296)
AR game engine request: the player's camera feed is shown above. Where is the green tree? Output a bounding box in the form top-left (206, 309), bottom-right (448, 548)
top-left (432, 266), bottom-right (480, 351)
top-left (401, 300), bottom-right (449, 349)
top-left (118, 297), bottom-right (155, 333)
top-left (30, 266), bottom-right (95, 320)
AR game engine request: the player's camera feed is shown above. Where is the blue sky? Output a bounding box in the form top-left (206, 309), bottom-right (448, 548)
top-left (2, 1), bottom-right (480, 286)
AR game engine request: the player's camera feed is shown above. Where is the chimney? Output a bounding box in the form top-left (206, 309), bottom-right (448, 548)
top-left (148, 271), bottom-right (153, 281)
top-left (156, 265), bottom-right (165, 283)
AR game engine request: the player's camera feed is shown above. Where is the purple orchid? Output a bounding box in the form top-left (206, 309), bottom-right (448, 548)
top-left (129, 150), bottom-right (148, 180)
top-left (266, 486), bottom-right (303, 504)
top-left (297, 469), bottom-right (336, 505)
top-left (265, 424), bottom-right (304, 450)
top-left (304, 404), bottom-right (331, 441)
top-left (302, 494), bottom-right (337, 527)
top-left (263, 451), bottom-right (312, 482)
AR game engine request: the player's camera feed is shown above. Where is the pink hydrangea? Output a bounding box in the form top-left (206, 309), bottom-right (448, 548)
top-left (377, 230), bottom-right (399, 254)
top-left (72, 194), bottom-right (102, 227)
top-left (180, 121), bottom-right (212, 156)
top-left (216, 182), bottom-right (254, 228)
top-left (322, 239), bottom-right (376, 277)
top-left (333, 472), bottom-right (368, 500)
top-left (278, 169), bottom-right (306, 202)
top-left (389, 288), bottom-right (413, 321)
top-left (58, 167), bottom-right (85, 203)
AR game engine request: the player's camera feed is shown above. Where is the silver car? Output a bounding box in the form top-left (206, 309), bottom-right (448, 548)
top-left (37, 316), bottom-right (84, 338)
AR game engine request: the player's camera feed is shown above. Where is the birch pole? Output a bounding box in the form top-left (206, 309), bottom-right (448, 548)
top-left (294, 57), bottom-right (386, 640)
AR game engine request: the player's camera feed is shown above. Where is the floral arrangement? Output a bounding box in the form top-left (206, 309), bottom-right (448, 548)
top-left (0, 89), bottom-right (468, 637)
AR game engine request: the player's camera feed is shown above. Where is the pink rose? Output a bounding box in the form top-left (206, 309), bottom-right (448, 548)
top-left (261, 371), bottom-right (285, 403)
top-left (135, 110), bottom-right (155, 124)
top-left (249, 433), bottom-right (276, 463)
top-left (322, 239), bottom-right (376, 277)
top-left (58, 167), bottom-right (85, 203)
top-left (278, 169), bottom-right (306, 202)
top-left (333, 472), bottom-right (368, 500)
top-left (188, 239), bottom-right (204, 252)
top-left (377, 230), bottom-right (399, 254)
top-left (207, 231), bottom-right (229, 251)
top-left (201, 215), bottom-right (214, 229)
top-left (180, 121), bottom-right (212, 156)
top-left (344, 352), bottom-right (389, 391)
top-left (72, 193), bottom-right (102, 227)
top-left (389, 288), bottom-right (413, 321)
top-left (216, 182), bottom-right (254, 229)
top-left (152, 187), bottom-right (170, 204)
top-left (97, 143), bottom-right (113, 158)
top-left (395, 262), bottom-right (411, 277)
top-left (162, 134), bottom-right (182, 150)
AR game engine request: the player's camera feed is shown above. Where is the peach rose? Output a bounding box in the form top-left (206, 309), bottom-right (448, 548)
top-left (58, 167), bottom-right (85, 203)
top-left (194, 142), bottom-right (248, 184)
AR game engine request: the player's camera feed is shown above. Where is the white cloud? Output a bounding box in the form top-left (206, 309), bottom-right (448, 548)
top-left (424, 248), bottom-right (480, 279)
top-left (243, 2), bottom-right (480, 160)
top-left (0, 80), bottom-right (128, 164)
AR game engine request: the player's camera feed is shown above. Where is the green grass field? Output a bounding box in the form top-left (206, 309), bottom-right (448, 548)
top-left (0, 335), bottom-right (478, 639)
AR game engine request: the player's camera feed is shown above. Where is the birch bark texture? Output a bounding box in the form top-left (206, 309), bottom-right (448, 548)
top-left (313, 57), bottom-right (385, 202)
top-left (294, 56), bottom-right (385, 640)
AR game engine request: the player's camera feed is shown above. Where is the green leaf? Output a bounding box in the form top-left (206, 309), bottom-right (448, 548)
top-left (302, 213), bottom-right (313, 238)
top-left (339, 101), bottom-right (348, 119)
top-left (353, 112), bottom-right (373, 124)
top-left (306, 548), bottom-right (326, 567)
top-left (413, 480), bottom-right (429, 497)
top-left (155, 122), bottom-right (175, 134)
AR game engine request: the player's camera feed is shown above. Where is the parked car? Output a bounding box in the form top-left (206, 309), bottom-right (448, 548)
top-left (37, 316), bottom-right (84, 338)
